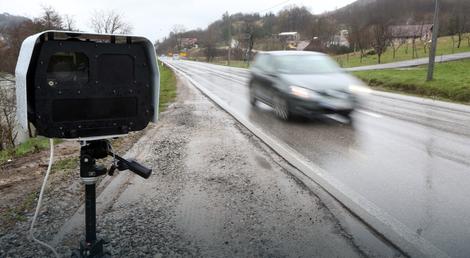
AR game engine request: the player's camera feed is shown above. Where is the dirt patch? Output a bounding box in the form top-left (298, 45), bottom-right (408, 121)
top-left (0, 127), bottom-right (148, 257)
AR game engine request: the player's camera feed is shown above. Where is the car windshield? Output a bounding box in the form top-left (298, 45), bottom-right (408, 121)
top-left (276, 55), bottom-right (341, 74)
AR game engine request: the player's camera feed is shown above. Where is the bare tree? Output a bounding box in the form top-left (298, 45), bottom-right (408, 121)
top-left (0, 83), bottom-right (17, 149)
top-left (34, 6), bottom-right (64, 30)
top-left (347, 6), bottom-right (371, 63)
top-left (90, 10), bottom-right (132, 34)
top-left (242, 20), bottom-right (264, 64)
top-left (388, 26), bottom-right (406, 60)
top-left (203, 25), bottom-right (217, 62)
top-left (312, 16), bottom-right (337, 49)
top-left (367, 0), bottom-right (391, 64)
top-left (222, 12), bottom-right (233, 64)
top-left (371, 23), bottom-right (390, 64)
top-left (0, 20), bottom-right (37, 74)
top-left (63, 14), bottom-right (77, 31)
top-left (171, 24), bottom-right (186, 52)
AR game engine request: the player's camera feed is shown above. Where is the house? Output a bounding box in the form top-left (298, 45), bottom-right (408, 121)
top-left (389, 24), bottom-right (433, 43)
top-left (278, 32), bottom-right (300, 42)
top-left (328, 30), bottom-right (350, 48)
top-left (181, 37), bottom-right (198, 49)
top-left (278, 32), bottom-right (300, 50)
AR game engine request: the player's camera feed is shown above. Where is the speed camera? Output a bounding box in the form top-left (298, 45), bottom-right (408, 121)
top-left (15, 31), bottom-right (159, 139)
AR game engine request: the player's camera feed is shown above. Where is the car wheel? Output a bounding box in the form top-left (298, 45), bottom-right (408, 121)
top-left (339, 110), bottom-right (354, 124)
top-left (249, 84), bottom-right (257, 106)
top-left (273, 95), bottom-right (290, 120)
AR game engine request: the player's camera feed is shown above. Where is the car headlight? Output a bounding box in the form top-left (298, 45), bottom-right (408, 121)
top-left (349, 85), bottom-right (372, 95)
top-left (289, 86), bottom-right (320, 99)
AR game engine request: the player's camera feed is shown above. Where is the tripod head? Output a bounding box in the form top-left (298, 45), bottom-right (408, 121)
top-left (80, 140), bottom-right (151, 180)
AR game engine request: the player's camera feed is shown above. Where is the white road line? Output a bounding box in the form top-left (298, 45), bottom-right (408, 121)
top-left (356, 109), bottom-right (383, 118)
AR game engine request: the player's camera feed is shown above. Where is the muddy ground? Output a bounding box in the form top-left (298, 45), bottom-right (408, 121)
top-left (1, 77), bottom-right (387, 257)
top-left (0, 128), bottom-right (146, 256)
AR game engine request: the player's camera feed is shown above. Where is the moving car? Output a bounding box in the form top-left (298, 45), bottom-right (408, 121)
top-left (248, 51), bottom-right (370, 121)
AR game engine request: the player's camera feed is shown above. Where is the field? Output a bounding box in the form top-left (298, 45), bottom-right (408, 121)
top-left (353, 59), bottom-right (470, 104)
top-left (336, 35), bottom-right (470, 68)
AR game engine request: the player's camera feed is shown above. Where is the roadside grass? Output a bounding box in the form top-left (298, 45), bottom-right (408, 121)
top-left (159, 62), bottom-right (177, 112)
top-left (52, 157), bottom-right (78, 174)
top-left (0, 137), bottom-right (58, 164)
top-left (353, 59), bottom-right (470, 104)
top-left (336, 34), bottom-right (470, 68)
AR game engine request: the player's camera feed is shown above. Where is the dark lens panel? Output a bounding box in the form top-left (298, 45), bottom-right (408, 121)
top-left (52, 97), bottom-right (138, 122)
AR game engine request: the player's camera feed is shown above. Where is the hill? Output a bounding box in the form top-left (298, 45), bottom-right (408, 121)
top-left (0, 13), bottom-right (30, 30)
top-left (156, 0), bottom-right (470, 61)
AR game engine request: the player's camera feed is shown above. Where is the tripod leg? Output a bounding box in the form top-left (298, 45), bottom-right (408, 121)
top-left (85, 184), bottom-right (97, 245)
top-left (79, 182), bottom-right (106, 257)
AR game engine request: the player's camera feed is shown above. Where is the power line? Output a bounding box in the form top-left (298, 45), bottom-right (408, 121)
top-left (258, 0), bottom-right (292, 13)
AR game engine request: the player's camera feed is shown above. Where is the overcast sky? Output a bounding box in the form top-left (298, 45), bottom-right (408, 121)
top-left (2, 0), bottom-right (356, 41)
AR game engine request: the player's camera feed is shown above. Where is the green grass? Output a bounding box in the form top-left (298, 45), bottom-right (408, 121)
top-left (0, 137), bottom-right (54, 164)
top-left (336, 35), bottom-right (470, 68)
top-left (159, 62), bottom-right (177, 112)
top-left (52, 157), bottom-right (78, 174)
top-left (353, 59), bottom-right (470, 104)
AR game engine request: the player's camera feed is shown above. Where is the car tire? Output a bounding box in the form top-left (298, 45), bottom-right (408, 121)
top-left (249, 81), bottom-right (258, 106)
top-left (273, 95), bottom-right (290, 121)
top-left (339, 110), bottom-right (354, 124)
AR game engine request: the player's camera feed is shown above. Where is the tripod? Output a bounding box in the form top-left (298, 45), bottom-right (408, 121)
top-left (75, 140), bottom-right (151, 258)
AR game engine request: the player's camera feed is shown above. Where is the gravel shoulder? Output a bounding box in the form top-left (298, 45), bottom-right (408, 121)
top-left (3, 76), bottom-right (384, 257)
top-left (61, 77), bottom-right (367, 257)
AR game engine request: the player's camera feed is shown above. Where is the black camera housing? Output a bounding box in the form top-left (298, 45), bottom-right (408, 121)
top-left (16, 31), bottom-right (159, 139)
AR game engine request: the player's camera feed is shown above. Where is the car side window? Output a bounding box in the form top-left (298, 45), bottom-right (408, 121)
top-left (253, 54), bottom-right (266, 70)
top-left (254, 54), bottom-right (275, 74)
top-left (264, 55), bottom-right (276, 74)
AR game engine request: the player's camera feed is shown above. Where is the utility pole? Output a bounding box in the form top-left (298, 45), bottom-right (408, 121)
top-left (228, 14), bottom-right (232, 66)
top-left (427, 0), bottom-right (440, 81)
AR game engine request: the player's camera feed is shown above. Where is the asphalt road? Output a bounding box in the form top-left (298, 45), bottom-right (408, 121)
top-left (345, 51), bottom-right (470, 71)
top-left (165, 60), bottom-right (470, 258)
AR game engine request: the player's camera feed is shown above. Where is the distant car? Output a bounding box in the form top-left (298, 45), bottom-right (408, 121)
top-left (172, 54), bottom-right (180, 60)
top-left (248, 51), bottom-right (370, 121)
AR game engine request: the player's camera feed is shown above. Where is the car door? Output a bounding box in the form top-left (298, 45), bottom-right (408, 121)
top-left (250, 54), bottom-right (265, 100)
top-left (261, 55), bottom-right (279, 105)
top-left (254, 54), bottom-right (277, 104)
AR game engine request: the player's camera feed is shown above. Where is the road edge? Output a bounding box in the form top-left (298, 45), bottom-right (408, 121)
top-left (162, 60), bottom-right (450, 258)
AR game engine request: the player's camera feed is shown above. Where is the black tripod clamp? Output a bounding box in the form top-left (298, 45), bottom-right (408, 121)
top-left (80, 140), bottom-right (152, 180)
top-left (75, 139), bottom-right (151, 258)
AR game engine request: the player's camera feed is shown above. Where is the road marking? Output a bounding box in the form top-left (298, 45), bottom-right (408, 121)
top-left (325, 114), bottom-right (349, 124)
top-left (357, 109), bottom-right (383, 118)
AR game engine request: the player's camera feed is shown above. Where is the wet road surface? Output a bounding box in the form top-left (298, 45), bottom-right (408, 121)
top-left (88, 79), bottom-right (367, 257)
top-left (166, 60), bottom-right (470, 257)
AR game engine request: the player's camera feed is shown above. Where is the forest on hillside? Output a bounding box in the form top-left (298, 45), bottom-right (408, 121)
top-left (156, 0), bottom-right (470, 63)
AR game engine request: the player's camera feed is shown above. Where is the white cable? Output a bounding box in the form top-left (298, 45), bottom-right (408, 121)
top-left (29, 138), bottom-right (59, 258)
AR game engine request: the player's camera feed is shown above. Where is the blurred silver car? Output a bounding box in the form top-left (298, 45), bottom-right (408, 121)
top-left (248, 51), bottom-right (370, 121)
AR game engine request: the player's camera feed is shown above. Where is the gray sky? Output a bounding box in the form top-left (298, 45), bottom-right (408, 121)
top-left (1, 0), bottom-right (356, 41)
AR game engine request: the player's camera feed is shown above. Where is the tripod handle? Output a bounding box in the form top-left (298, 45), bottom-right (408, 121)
top-left (112, 154), bottom-right (152, 179)
top-left (124, 159), bottom-right (152, 179)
